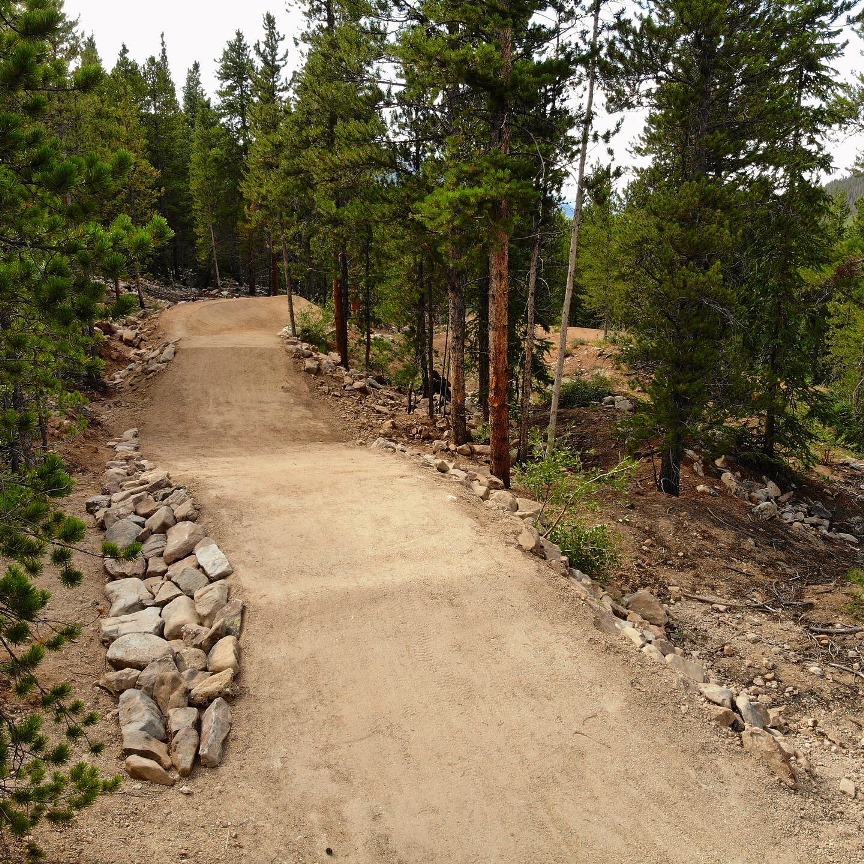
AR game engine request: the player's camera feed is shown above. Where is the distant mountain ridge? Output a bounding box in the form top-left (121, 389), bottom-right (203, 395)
top-left (826, 173), bottom-right (864, 214)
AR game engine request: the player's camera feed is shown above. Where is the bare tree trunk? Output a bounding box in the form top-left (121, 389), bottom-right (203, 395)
top-left (209, 223), bottom-right (222, 290)
top-left (448, 269), bottom-right (467, 445)
top-left (364, 227), bottom-right (372, 373)
top-left (270, 244), bottom-right (279, 297)
top-left (547, 0), bottom-right (601, 453)
top-left (478, 268), bottom-right (490, 422)
top-left (427, 272), bottom-right (434, 418)
top-left (247, 238), bottom-right (256, 297)
top-left (135, 264), bottom-right (144, 309)
top-left (518, 231), bottom-right (541, 462)
top-left (335, 248), bottom-right (350, 368)
top-left (114, 276), bottom-right (121, 303)
top-left (488, 23), bottom-right (514, 487)
top-left (281, 240), bottom-right (296, 337)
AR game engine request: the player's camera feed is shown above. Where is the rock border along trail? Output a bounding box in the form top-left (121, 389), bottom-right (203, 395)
top-left (64, 296), bottom-right (857, 863)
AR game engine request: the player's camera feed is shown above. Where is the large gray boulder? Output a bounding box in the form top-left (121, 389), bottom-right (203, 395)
top-left (145, 505), bottom-right (176, 535)
top-left (194, 582), bottom-right (229, 626)
top-left (164, 521), bottom-right (207, 565)
top-left (105, 518), bottom-right (143, 550)
top-left (118, 689), bottom-right (165, 740)
top-left (162, 595), bottom-right (198, 640)
top-left (104, 578), bottom-right (152, 617)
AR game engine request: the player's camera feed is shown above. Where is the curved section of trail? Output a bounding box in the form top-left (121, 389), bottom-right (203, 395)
top-left (114, 296), bottom-right (814, 862)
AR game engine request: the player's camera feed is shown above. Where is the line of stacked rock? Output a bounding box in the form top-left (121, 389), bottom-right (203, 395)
top-left (95, 305), bottom-right (179, 391)
top-left (88, 428), bottom-right (241, 786)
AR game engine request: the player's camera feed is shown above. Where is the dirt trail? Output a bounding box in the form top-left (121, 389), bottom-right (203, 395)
top-left (64, 297), bottom-right (840, 863)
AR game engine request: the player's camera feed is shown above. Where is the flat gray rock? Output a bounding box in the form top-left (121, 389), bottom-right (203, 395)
top-left (124, 754), bottom-right (174, 786)
top-left (665, 653), bottom-right (707, 683)
top-left (699, 683), bottom-right (734, 709)
top-left (100, 606), bottom-right (163, 645)
top-left (172, 567), bottom-right (209, 597)
top-left (735, 693), bottom-right (770, 729)
top-left (168, 706), bottom-right (199, 736)
top-left (141, 533), bottom-right (167, 559)
top-left (106, 633), bottom-right (174, 670)
top-left (122, 729), bottom-right (172, 769)
top-left (195, 543), bottom-right (233, 581)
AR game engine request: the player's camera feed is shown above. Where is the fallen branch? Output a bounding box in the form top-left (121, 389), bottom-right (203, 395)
top-left (805, 625), bottom-right (864, 636)
top-left (826, 662), bottom-right (864, 682)
top-left (682, 591), bottom-right (748, 608)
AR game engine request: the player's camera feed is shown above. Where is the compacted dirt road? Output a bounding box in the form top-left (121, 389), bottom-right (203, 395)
top-left (47, 297), bottom-right (850, 863)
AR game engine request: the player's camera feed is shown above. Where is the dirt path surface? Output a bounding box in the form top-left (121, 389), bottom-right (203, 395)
top-left (52, 297), bottom-right (849, 863)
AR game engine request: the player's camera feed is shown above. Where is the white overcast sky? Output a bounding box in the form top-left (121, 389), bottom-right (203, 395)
top-left (65, 0), bottom-right (864, 186)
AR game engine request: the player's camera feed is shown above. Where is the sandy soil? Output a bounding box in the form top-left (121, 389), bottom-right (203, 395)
top-left (36, 296), bottom-right (860, 863)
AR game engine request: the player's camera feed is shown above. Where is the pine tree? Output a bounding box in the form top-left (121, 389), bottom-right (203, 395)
top-left (0, 2), bottom-right (151, 854)
top-left (288, 0), bottom-right (391, 367)
top-left (607, 0), bottom-right (836, 494)
top-left (141, 36), bottom-right (194, 281)
top-left (182, 61), bottom-right (208, 130)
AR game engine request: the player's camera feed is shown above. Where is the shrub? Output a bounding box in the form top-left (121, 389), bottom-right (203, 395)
top-left (297, 304), bottom-right (334, 353)
top-left (550, 522), bottom-right (618, 575)
top-left (515, 431), bottom-right (635, 577)
top-left (556, 371), bottom-right (615, 409)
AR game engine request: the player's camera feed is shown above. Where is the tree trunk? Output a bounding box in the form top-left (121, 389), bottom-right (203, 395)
top-left (518, 231), bottom-right (541, 462)
top-left (478, 269), bottom-right (490, 422)
top-left (270, 246), bottom-right (279, 296)
top-left (417, 267), bottom-right (429, 402)
top-left (247, 239), bottom-right (256, 297)
top-left (114, 276), bottom-right (121, 303)
top-left (364, 227), bottom-right (372, 373)
top-left (489, 221), bottom-right (511, 486)
top-left (547, 0), bottom-right (601, 453)
top-left (335, 248), bottom-right (350, 368)
top-left (281, 240), bottom-right (296, 337)
top-left (209, 223), bottom-right (222, 290)
top-left (135, 264), bottom-right (144, 309)
top-left (659, 430), bottom-right (684, 497)
top-left (448, 269), bottom-right (467, 445)
top-left (488, 22), bottom-right (514, 487)
top-left (427, 271), bottom-right (435, 418)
